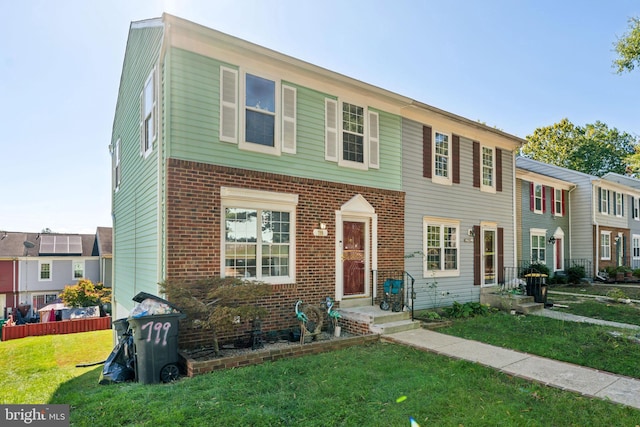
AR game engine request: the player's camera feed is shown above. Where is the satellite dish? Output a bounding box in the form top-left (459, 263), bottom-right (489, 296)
top-left (23, 241), bottom-right (35, 248)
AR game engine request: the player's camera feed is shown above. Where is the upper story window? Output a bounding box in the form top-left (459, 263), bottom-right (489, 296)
top-left (423, 218), bottom-right (459, 277)
top-left (73, 261), bottom-right (84, 279)
top-left (433, 132), bottom-right (450, 182)
top-left (533, 183), bottom-right (543, 213)
top-left (245, 74), bottom-right (276, 147)
top-left (615, 192), bottom-right (624, 217)
top-left (114, 139), bottom-right (121, 191)
top-left (600, 188), bottom-right (609, 214)
top-left (633, 196), bottom-right (640, 220)
top-left (39, 261), bottom-right (51, 281)
top-left (481, 146), bottom-right (495, 192)
top-left (219, 67), bottom-right (297, 156)
top-left (140, 68), bottom-right (156, 157)
top-left (325, 99), bottom-right (379, 170)
top-left (342, 102), bottom-right (364, 163)
top-left (553, 188), bottom-right (564, 217)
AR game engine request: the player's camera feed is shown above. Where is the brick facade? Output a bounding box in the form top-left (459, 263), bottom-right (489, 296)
top-left (166, 159), bottom-right (404, 348)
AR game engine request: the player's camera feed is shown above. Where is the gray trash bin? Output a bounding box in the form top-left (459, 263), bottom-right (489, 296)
top-left (128, 292), bottom-right (184, 384)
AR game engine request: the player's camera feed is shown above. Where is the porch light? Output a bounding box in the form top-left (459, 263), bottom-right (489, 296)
top-left (548, 236), bottom-right (556, 245)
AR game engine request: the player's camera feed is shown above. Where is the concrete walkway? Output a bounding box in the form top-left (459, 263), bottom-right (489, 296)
top-left (382, 313), bottom-right (640, 410)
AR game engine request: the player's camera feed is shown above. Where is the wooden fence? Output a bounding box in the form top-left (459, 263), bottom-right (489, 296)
top-left (1, 316), bottom-right (112, 341)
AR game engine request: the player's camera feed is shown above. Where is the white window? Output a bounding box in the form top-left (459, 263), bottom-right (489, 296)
top-left (140, 68), bottom-right (156, 157)
top-left (39, 261), bottom-right (52, 281)
top-left (615, 192), bottom-right (623, 217)
top-left (601, 231), bottom-right (611, 260)
top-left (221, 187), bottom-right (298, 283)
top-left (73, 261), bottom-right (84, 280)
top-left (481, 146), bottom-right (495, 192)
top-left (534, 183), bottom-right (543, 214)
top-left (633, 235), bottom-right (640, 268)
top-left (114, 138), bottom-right (121, 191)
top-left (530, 230), bottom-right (546, 263)
top-left (32, 293), bottom-right (58, 312)
top-left (554, 188), bottom-right (563, 217)
top-left (423, 218), bottom-right (459, 277)
top-left (633, 197), bottom-right (640, 220)
top-left (433, 131), bottom-right (450, 184)
top-left (219, 67), bottom-right (297, 156)
top-left (325, 99), bottom-right (379, 170)
top-left (600, 188), bottom-right (609, 214)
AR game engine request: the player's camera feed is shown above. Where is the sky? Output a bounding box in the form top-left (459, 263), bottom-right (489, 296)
top-left (2, 0), bottom-right (640, 234)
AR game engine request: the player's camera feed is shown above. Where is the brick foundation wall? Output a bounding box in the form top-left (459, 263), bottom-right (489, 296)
top-left (181, 334), bottom-right (379, 377)
top-left (166, 159), bottom-right (404, 348)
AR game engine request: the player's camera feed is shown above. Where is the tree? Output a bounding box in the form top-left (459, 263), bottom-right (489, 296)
top-left (613, 17), bottom-right (640, 74)
top-left (521, 119), bottom-right (637, 176)
top-left (59, 279), bottom-right (111, 313)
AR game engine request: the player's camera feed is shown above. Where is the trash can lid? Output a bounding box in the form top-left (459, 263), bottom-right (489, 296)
top-left (132, 291), bottom-right (182, 313)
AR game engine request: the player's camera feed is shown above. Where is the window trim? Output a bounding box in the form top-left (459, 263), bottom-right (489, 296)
top-left (39, 261), bottom-right (52, 282)
top-left (239, 71), bottom-right (281, 156)
top-left (601, 231), bottom-right (612, 260)
top-left (114, 138), bottom-right (121, 191)
top-left (432, 131), bottom-right (452, 185)
top-left (422, 217), bottom-right (460, 278)
top-left (553, 187), bottom-right (563, 217)
top-left (533, 183), bottom-right (544, 214)
top-left (530, 228), bottom-right (547, 263)
top-left (600, 188), bottom-right (609, 215)
top-left (633, 196), bottom-right (640, 220)
top-left (140, 67), bottom-right (157, 158)
top-left (480, 145), bottom-right (496, 193)
top-left (72, 260), bottom-right (85, 280)
top-left (220, 187), bottom-right (298, 284)
top-left (615, 192), bottom-right (624, 217)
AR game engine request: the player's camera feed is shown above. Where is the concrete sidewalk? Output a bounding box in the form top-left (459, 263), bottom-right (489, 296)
top-left (383, 327), bottom-right (640, 410)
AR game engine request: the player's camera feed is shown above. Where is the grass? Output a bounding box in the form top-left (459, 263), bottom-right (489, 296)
top-left (438, 312), bottom-right (640, 378)
top-left (0, 330), bottom-right (113, 404)
top-left (549, 298), bottom-right (640, 326)
top-left (551, 284), bottom-right (640, 300)
top-left (2, 333), bottom-right (640, 426)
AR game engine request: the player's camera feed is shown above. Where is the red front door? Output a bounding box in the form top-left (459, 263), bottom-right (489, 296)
top-left (343, 221), bottom-right (365, 295)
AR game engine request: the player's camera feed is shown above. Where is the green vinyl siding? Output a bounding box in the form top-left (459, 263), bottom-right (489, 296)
top-left (165, 47), bottom-right (402, 190)
top-left (111, 24), bottom-right (163, 315)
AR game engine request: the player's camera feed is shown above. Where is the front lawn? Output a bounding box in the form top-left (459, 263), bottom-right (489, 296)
top-left (2, 328), bottom-right (640, 425)
top-left (438, 311), bottom-right (640, 378)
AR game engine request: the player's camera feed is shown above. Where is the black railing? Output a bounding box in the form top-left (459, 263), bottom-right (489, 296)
top-left (501, 258), bottom-right (593, 291)
top-left (370, 270), bottom-right (415, 319)
top-left (516, 259), bottom-right (593, 278)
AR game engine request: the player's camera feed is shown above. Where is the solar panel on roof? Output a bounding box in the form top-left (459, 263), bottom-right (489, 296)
top-left (39, 235), bottom-right (83, 255)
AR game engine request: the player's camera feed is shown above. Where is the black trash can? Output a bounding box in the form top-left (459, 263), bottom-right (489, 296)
top-left (524, 273), bottom-right (548, 304)
top-left (128, 292), bottom-right (184, 384)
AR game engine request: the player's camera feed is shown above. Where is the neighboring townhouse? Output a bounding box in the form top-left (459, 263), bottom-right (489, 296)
top-left (516, 157), bottom-right (638, 276)
top-left (401, 108), bottom-right (525, 309)
top-left (515, 163), bottom-right (576, 276)
top-left (110, 14), bottom-right (413, 344)
top-left (602, 172), bottom-right (640, 269)
top-left (0, 229), bottom-right (111, 319)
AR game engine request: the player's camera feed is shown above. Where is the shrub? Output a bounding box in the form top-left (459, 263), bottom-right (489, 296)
top-left (525, 262), bottom-right (550, 276)
top-left (566, 265), bottom-right (586, 284)
top-left (159, 277), bottom-right (271, 353)
top-left (59, 279), bottom-right (111, 315)
top-left (444, 301), bottom-right (490, 318)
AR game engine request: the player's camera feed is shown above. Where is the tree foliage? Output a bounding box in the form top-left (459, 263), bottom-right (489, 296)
top-left (521, 118), bottom-right (637, 176)
top-left (613, 17), bottom-right (640, 74)
top-left (59, 279), bottom-right (111, 308)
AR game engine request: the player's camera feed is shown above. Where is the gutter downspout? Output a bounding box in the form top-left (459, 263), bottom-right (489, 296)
top-left (512, 150), bottom-right (518, 270)
top-left (567, 184), bottom-right (577, 260)
top-left (592, 181), bottom-right (600, 278)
